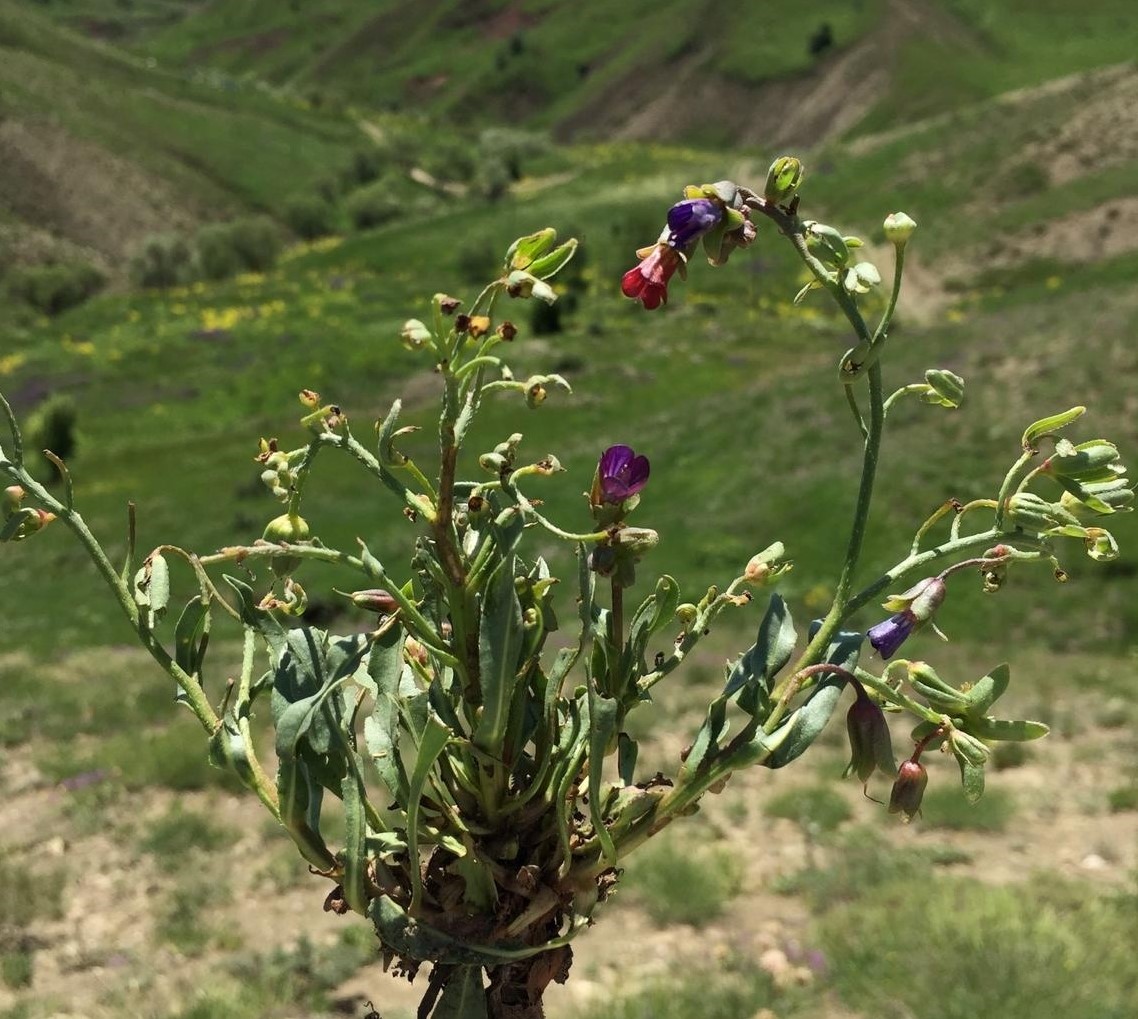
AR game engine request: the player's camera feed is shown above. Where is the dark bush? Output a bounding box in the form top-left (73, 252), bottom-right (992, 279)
top-left (345, 183), bottom-right (404, 231)
top-left (129, 233), bottom-right (196, 288)
top-left (283, 194), bottom-right (337, 240)
top-left (195, 216), bottom-right (282, 280)
top-left (5, 262), bottom-right (105, 315)
top-left (26, 394), bottom-right (78, 475)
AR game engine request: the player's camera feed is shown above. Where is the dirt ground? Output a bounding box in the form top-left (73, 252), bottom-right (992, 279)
top-left (3, 658), bottom-right (1135, 1019)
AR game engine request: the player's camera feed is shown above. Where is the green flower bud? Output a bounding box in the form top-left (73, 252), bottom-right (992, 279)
top-left (805, 222), bottom-right (849, 266)
top-left (882, 212), bottom-right (917, 246)
top-left (1058, 480), bottom-right (1134, 520)
top-left (1043, 439), bottom-right (1122, 481)
top-left (888, 759), bottom-right (928, 823)
top-left (675, 603), bottom-right (698, 626)
top-left (764, 156), bottom-right (804, 205)
top-left (1004, 492), bottom-right (1079, 531)
top-left (949, 729), bottom-right (990, 768)
top-left (614, 526), bottom-right (659, 556)
top-left (479, 451), bottom-right (510, 475)
top-left (262, 512), bottom-right (310, 577)
top-left (921, 369), bottom-right (965, 409)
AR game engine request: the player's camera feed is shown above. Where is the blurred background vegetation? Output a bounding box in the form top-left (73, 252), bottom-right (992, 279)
top-left (1, 1), bottom-right (1137, 1017)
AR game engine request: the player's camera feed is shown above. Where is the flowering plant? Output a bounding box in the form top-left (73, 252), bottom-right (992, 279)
top-left (1, 160), bottom-right (1130, 1019)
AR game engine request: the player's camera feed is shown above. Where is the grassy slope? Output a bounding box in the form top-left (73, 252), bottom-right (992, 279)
top-left (2, 86), bottom-right (1136, 664)
top-left (0, 3), bottom-right (359, 263)
top-left (30, 0), bottom-right (1138, 147)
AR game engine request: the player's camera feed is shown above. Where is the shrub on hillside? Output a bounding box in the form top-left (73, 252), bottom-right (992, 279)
top-left (345, 183), bottom-right (404, 231)
top-left (283, 194), bottom-right (337, 240)
top-left (129, 233), bottom-right (196, 289)
top-left (196, 217), bottom-right (282, 280)
top-left (5, 262), bottom-right (105, 316)
top-left (26, 394), bottom-right (78, 478)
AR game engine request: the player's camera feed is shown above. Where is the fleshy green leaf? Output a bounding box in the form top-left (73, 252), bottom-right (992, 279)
top-left (764, 627), bottom-right (862, 770)
top-left (725, 593), bottom-right (798, 717)
top-left (963, 663), bottom-right (1010, 715)
top-left (959, 758), bottom-right (985, 804)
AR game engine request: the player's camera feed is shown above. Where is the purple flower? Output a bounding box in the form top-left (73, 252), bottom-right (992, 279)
top-left (666, 199), bottom-right (723, 248)
top-left (597, 445), bottom-right (650, 504)
top-left (867, 612), bottom-right (915, 659)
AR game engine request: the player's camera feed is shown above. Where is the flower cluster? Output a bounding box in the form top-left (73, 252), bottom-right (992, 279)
top-left (621, 182), bottom-right (756, 310)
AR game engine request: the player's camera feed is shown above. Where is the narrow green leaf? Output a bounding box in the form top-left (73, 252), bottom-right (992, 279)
top-left (224, 575), bottom-right (287, 660)
top-left (679, 695), bottom-right (729, 779)
top-left (407, 712), bottom-right (452, 912)
top-left (174, 595), bottom-right (210, 680)
top-left (433, 966), bottom-right (488, 1019)
top-left (587, 686), bottom-right (619, 863)
top-left (617, 732), bottom-right (638, 786)
top-left (341, 769), bottom-right (369, 915)
top-left (473, 557), bottom-right (524, 756)
top-left (969, 717), bottom-right (1049, 741)
top-left (277, 757), bottom-right (336, 870)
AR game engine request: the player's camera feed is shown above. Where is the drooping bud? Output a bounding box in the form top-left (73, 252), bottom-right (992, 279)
top-left (845, 688), bottom-right (897, 784)
top-left (496, 320), bottom-right (518, 342)
top-left (262, 512), bottom-right (310, 577)
top-left (400, 319), bottom-right (433, 350)
top-left (764, 156), bottom-right (804, 205)
top-left (888, 759), bottom-right (928, 822)
top-left (468, 315), bottom-right (492, 338)
top-left (744, 541), bottom-right (792, 586)
top-left (2, 507), bottom-right (57, 542)
top-left (1083, 526), bottom-right (1119, 562)
top-left (434, 293), bottom-right (461, 315)
top-left (505, 270), bottom-right (556, 304)
top-left (843, 261), bottom-right (881, 295)
top-left (869, 577), bottom-right (948, 659)
top-left (298, 389), bottom-right (321, 409)
top-left (349, 589), bottom-right (399, 614)
top-left (3, 485), bottom-right (26, 518)
top-left (404, 636), bottom-right (429, 667)
top-left (882, 212), bottom-right (917, 247)
top-left (980, 544), bottom-right (1013, 593)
